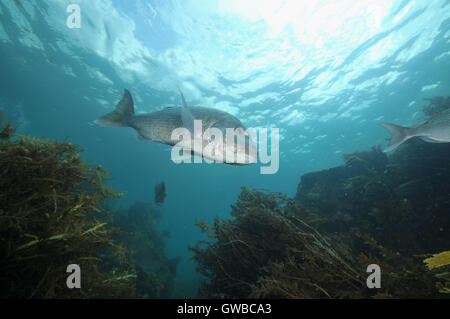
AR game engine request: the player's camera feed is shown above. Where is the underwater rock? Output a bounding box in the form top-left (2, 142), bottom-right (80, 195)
top-left (295, 147), bottom-right (389, 233)
top-left (296, 140), bottom-right (450, 253)
top-left (294, 97), bottom-right (450, 255)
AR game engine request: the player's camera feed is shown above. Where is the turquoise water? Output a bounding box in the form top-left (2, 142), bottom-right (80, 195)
top-left (0, 0), bottom-right (449, 296)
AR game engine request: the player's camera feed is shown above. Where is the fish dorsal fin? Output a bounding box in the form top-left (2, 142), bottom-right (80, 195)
top-left (177, 86), bottom-right (198, 137)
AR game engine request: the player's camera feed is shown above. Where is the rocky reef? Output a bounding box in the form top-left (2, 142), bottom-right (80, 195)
top-left (295, 98), bottom-right (450, 255)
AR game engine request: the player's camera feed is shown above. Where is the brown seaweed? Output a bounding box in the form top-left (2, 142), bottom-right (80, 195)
top-left (190, 187), bottom-right (366, 299)
top-left (190, 187), bottom-right (443, 298)
top-left (0, 124), bottom-right (137, 298)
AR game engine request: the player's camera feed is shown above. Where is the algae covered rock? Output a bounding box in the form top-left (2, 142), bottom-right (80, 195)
top-left (296, 147), bottom-right (391, 233)
top-left (295, 136), bottom-right (450, 254)
top-left (294, 97), bottom-right (450, 255)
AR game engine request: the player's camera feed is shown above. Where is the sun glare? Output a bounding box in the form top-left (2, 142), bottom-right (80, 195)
top-left (218, 0), bottom-right (393, 44)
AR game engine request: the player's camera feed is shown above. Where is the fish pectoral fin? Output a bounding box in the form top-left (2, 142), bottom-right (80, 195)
top-left (177, 86), bottom-right (196, 135)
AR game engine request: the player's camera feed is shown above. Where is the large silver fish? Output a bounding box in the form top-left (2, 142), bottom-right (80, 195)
top-left (95, 89), bottom-right (257, 164)
top-left (380, 108), bottom-right (450, 152)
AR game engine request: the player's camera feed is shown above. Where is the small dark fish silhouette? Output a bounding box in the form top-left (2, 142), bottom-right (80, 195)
top-left (154, 181), bottom-right (166, 206)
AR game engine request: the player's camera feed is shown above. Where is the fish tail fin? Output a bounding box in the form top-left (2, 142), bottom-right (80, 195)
top-left (95, 89), bottom-right (134, 127)
top-left (379, 122), bottom-right (413, 152)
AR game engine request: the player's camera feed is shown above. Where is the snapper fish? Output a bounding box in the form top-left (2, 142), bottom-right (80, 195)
top-left (380, 108), bottom-right (450, 152)
top-left (95, 88), bottom-right (256, 164)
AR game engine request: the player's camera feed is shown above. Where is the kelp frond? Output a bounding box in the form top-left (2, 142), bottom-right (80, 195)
top-left (424, 251), bottom-right (450, 270)
top-left (0, 125), bottom-right (135, 298)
